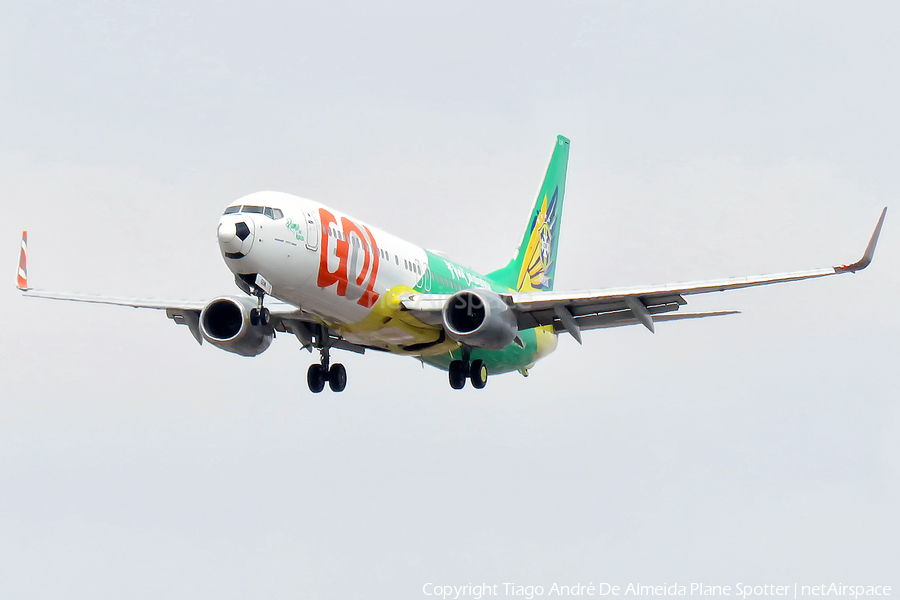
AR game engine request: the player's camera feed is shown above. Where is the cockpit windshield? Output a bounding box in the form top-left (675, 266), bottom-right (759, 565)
top-left (223, 205), bottom-right (284, 219)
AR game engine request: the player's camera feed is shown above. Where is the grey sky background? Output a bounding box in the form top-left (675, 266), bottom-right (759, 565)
top-left (1, 1), bottom-right (898, 598)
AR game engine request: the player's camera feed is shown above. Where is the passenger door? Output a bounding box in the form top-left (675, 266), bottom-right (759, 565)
top-left (305, 210), bottom-right (319, 251)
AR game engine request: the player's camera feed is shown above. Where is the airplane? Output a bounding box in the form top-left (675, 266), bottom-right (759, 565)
top-left (16, 136), bottom-right (887, 392)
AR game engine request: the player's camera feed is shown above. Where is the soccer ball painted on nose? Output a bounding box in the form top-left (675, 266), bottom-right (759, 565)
top-left (218, 215), bottom-right (255, 258)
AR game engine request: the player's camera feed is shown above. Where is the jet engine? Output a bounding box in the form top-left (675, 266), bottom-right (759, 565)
top-left (199, 296), bottom-right (273, 357)
top-left (442, 289), bottom-right (518, 350)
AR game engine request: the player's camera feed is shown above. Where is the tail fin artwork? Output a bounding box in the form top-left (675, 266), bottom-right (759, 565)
top-left (16, 231), bottom-right (28, 290)
top-left (488, 135), bottom-right (569, 292)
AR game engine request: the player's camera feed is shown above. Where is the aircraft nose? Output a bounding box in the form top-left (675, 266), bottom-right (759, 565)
top-left (218, 214), bottom-right (255, 258)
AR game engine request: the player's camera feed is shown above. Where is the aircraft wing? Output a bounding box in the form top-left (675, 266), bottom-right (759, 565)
top-left (19, 285), bottom-right (316, 344)
top-left (15, 230), bottom-right (325, 347)
top-left (19, 289), bottom-right (209, 311)
top-left (17, 287), bottom-right (310, 317)
top-left (403, 207), bottom-right (886, 342)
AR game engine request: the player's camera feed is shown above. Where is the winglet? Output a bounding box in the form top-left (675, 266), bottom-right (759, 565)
top-left (16, 231), bottom-right (28, 290)
top-left (835, 207), bottom-right (887, 273)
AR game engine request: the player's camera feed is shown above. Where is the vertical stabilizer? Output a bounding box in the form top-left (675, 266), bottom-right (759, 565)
top-left (488, 135), bottom-right (569, 291)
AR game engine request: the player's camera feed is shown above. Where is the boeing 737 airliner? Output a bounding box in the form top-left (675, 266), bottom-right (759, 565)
top-left (17, 136), bottom-right (886, 391)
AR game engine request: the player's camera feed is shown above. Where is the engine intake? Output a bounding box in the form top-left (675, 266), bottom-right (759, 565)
top-left (200, 296), bottom-right (273, 357)
top-left (442, 289), bottom-right (518, 350)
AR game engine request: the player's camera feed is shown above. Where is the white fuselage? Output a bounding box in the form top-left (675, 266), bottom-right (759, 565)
top-left (219, 191), bottom-right (429, 334)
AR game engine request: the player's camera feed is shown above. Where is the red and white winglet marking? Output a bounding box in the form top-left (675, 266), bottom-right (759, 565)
top-left (17, 231), bottom-right (28, 290)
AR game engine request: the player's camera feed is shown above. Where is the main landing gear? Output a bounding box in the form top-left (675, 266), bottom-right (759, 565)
top-left (307, 346), bottom-right (347, 393)
top-left (448, 358), bottom-right (488, 390)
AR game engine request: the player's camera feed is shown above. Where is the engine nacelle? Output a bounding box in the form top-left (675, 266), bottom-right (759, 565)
top-left (199, 296), bottom-right (273, 357)
top-left (442, 289), bottom-right (519, 350)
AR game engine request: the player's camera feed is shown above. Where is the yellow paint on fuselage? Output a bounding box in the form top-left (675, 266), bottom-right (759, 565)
top-left (533, 324), bottom-right (559, 363)
top-left (324, 284), bottom-right (558, 373)
top-left (331, 285), bottom-right (458, 356)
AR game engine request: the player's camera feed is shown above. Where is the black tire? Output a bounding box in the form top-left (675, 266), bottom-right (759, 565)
top-left (260, 307), bottom-right (271, 326)
top-left (449, 360), bottom-right (467, 390)
top-left (250, 307), bottom-right (260, 326)
top-left (470, 359), bottom-right (488, 389)
top-left (307, 364), bottom-right (326, 393)
top-left (328, 363), bottom-right (347, 392)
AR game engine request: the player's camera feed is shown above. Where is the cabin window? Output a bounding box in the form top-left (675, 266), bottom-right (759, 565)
top-left (223, 206), bottom-right (241, 215)
top-left (264, 207), bottom-right (274, 219)
top-left (272, 208), bottom-right (284, 219)
top-left (243, 205), bottom-right (265, 214)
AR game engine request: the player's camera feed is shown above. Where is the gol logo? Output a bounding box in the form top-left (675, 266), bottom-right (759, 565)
top-left (317, 208), bottom-right (380, 308)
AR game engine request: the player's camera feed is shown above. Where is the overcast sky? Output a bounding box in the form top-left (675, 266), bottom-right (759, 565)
top-left (1, 2), bottom-right (898, 598)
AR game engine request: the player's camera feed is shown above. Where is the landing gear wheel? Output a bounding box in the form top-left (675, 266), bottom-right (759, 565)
top-left (449, 360), bottom-right (467, 390)
top-left (328, 363), bottom-right (347, 392)
top-left (307, 364), bottom-right (327, 393)
top-left (250, 306), bottom-right (270, 326)
top-left (470, 359), bottom-right (488, 389)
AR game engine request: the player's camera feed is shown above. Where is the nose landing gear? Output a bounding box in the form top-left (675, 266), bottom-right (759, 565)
top-left (246, 274), bottom-right (271, 327)
top-left (250, 305), bottom-right (270, 327)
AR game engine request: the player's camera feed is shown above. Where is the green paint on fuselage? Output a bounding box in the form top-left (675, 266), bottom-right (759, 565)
top-left (413, 250), bottom-right (550, 375)
top-left (402, 136), bottom-right (569, 377)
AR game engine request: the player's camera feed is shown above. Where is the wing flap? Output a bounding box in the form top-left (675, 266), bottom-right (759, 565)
top-left (555, 310), bottom-right (740, 333)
